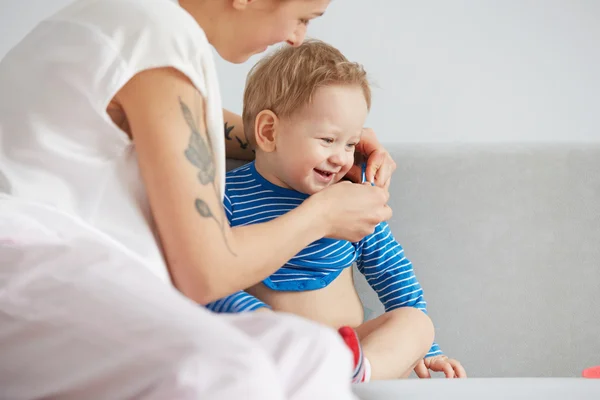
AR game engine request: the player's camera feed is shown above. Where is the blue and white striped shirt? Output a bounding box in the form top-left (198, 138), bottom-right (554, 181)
top-left (212, 161), bottom-right (441, 357)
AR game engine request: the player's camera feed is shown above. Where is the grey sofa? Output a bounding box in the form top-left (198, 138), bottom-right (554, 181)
top-left (354, 143), bottom-right (600, 379)
top-left (229, 143), bottom-right (600, 398)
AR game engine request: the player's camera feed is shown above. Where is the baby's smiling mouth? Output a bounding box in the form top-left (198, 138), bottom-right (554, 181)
top-left (314, 168), bottom-right (333, 178)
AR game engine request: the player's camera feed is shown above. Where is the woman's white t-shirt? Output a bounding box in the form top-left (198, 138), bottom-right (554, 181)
top-left (0, 0), bottom-right (225, 283)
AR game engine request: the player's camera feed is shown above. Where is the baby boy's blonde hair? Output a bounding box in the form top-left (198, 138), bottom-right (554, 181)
top-left (242, 39), bottom-right (371, 148)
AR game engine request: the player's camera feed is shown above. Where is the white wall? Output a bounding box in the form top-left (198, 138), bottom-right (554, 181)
top-left (217, 0), bottom-right (600, 143)
top-left (3, 0), bottom-right (599, 143)
top-left (0, 0), bottom-right (74, 57)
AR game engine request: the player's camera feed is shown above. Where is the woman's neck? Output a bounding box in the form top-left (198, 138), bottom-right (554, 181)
top-left (177, 0), bottom-right (221, 47)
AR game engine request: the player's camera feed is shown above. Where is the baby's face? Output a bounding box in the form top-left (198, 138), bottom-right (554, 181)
top-left (271, 84), bottom-right (368, 195)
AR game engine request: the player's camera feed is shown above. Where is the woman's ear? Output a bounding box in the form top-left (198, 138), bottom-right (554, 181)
top-left (254, 110), bottom-right (279, 153)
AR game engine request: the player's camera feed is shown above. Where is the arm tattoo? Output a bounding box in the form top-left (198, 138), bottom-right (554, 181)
top-left (224, 122), bottom-right (250, 150)
top-left (235, 136), bottom-right (249, 150)
top-left (180, 97), bottom-right (237, 256)
top-left (224, 122), bottom-right (234, 141)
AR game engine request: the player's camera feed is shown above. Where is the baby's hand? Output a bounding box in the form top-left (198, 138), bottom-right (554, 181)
top-left (414, 355), bottom-right (467, 378)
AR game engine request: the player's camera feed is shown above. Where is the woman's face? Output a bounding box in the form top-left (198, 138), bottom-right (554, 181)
top-left (216, 0), bottom-right (331, 63)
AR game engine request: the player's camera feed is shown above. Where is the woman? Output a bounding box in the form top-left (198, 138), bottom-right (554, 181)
top-left (0, 0), bottom-right (396, 398)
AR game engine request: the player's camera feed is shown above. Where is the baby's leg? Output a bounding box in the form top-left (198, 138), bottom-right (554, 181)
top-left (356, 307), bottom-right (435, 380)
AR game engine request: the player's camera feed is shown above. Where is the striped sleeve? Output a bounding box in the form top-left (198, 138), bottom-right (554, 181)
top-left (356, 222), bottom-right (442, 358)
top-left (205, 291), bottom-right (269, 313)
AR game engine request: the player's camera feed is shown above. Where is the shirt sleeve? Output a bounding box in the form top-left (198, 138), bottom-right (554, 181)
top-left (205, 291), bottom-right (269, 313)
top-left (356, 222), bottom-right (442, 358)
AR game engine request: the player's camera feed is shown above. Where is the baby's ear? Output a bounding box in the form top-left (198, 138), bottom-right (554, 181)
top-left (254, 110), bottom-right (278, 152)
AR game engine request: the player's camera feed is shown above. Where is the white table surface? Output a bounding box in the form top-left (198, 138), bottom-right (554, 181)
top-left (353, 378), bottom-right (600, 400)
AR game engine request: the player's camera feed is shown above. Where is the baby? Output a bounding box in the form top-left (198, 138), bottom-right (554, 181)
top-left (208, 40), bottom-right (465, 381)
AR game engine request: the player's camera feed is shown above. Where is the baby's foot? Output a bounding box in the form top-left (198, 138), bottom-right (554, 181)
top-left (583, 366), bottom-right (600, 378)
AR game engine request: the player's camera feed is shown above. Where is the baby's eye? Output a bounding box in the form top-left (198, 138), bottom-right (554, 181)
top-left (300, 18), bottom-right (310, 26)
top-left (321, 138), bottom-right (334, 144)
top-left (346, 142), bottom-right (358, 148)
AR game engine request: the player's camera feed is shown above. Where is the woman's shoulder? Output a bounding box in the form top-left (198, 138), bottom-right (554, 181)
top-left (53, 0), bottom-right (194, 26)
top-left (43, 0), bottom-right (215, 100)
top-left (52, 0), bottom-right (210, 56)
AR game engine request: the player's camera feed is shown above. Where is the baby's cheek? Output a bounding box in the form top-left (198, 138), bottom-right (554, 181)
top-left (341, 162), bottom-right (353, 176)
top-left (291, 164), bottom-right (311, 183)
top-left (332, 164), bottom-right (352, 184)
top-left (284, 154), bottom-right (309, 177)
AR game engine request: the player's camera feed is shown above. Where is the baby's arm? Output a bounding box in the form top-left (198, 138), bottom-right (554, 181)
top-left (356, 222), bottom-right (442, 358)
top-left (206, 290), bottom-right (269, 313)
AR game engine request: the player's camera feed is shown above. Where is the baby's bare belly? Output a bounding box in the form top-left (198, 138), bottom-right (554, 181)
top-left (247, 268), bottom-right (364, 328)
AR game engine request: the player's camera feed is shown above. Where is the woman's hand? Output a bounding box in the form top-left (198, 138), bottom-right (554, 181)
top-left (308, 181), bottom-right (392, 242)
top-left (345, 128), bottom-right (397, 190)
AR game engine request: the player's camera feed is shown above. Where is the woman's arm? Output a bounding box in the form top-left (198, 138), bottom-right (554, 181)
top-left (223, 108), bottom-right (254, 161)
top-left (116, 67), bottom-right (327, 304)
top-left (115, 67), bottom-right (390, 304)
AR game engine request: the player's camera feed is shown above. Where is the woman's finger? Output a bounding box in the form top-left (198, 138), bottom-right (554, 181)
top-left (373, 158), bottom-right (393, 188)
top-left (383, 176), bottom-right (392, 191)
top-left (365, 151), bottom-right (385, 184)
top-left (372, 154), bottom-right (396, 188)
